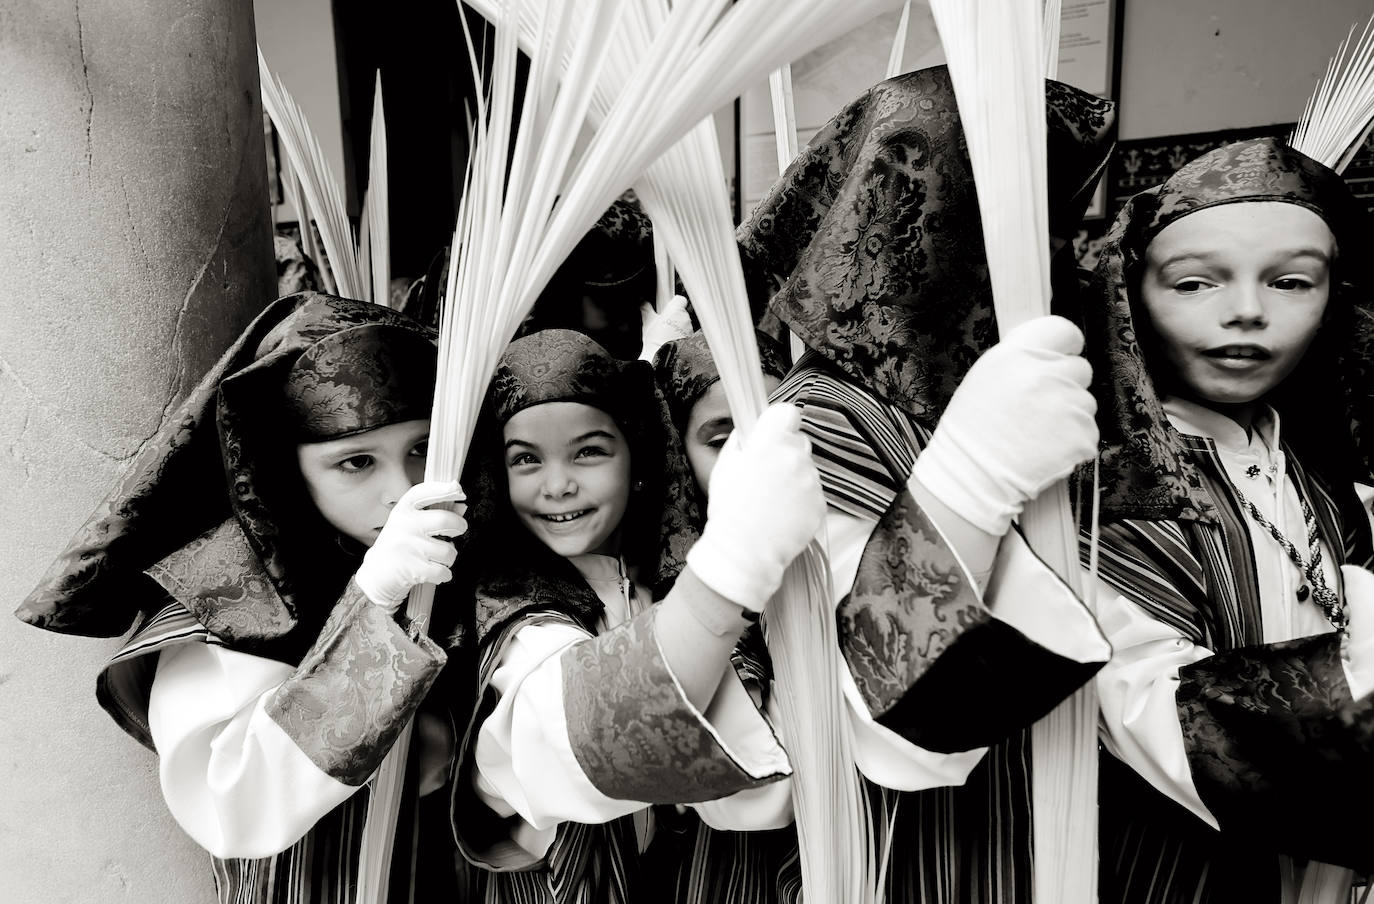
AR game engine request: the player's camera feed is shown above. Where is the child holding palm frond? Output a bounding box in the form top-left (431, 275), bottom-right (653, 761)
top-left (17, 294), bottom-right (477, 904)
top-left (454, 329), bottom-right (822, 903)
top-left (1084, 135), bottom-right (1374, 904)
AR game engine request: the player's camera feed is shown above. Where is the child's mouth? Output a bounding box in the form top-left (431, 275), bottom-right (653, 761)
top-left (1203, 345), bottom-right (1271, 367)
top-left (538, 509), bottom-right (593, 524)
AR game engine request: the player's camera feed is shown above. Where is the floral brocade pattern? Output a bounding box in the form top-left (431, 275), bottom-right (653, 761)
top-left (146, 519), bottom-right (296, 649)
top-left (265, 580), bottom-right (446, 786)
top-left (489, 330), bottom-right (649, 426)
top-left (16, 293), bottom-right (436, 647)
top-left (652, 330), bottom-right (790, 434)
top-left (1176, 633), bottom-right (1374, 871)
top-left (281, 324), bottom-right (436, 442)
top-left (737, 66), bottom-right (1115, 425)
top-left (1134, 139), bottom-right (1363, 247)
top-left (838, 489), bottom-right (987, 718)
top-left (561, 608), bottom-right (783, 804)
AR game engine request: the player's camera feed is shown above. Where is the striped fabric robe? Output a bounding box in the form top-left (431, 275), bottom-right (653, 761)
top-left (1092, 425), bottom-right (1374, 904)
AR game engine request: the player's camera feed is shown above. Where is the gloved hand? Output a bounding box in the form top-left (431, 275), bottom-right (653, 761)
top-left (910, 315), bottom-right (1098, 536)
top-left (638, 295), bottom-right (694, 362)
top-left (686, 403), bottom-right (826, 611)
top-left (355, 480), bottom-right (468, 612)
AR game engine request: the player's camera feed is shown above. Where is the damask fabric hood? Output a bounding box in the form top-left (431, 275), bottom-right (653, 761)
top-left (651, 329), bottom-right (790, 436)
top-left (16, 293), bottom-right (438, 648)
top-left (468, 330), bottom-right (700, 635)
top-left (736, 65), bottom-right (1117, 427)
top-left (1084, 137), bottom-right (1374, 522)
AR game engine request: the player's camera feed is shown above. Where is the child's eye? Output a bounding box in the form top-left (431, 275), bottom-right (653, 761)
top-left (575, 445), bottom-right (610, 460)
top-left (337, 454), bottom-right (374, 473)
top-left (703, 433), bottom-right (731, 450)
top-left (1271, 276), bottom-right (1315, 291)
top-left (1172, 278), bottom-right (1214, 295)
top-left (507, 452), bottom-right (538, 468)
top-left (410, 439), bottom-right (429, 458)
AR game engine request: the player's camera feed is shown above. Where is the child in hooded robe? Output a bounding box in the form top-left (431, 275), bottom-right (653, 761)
top-left (725, 64), bottom-right (1115, 903)
top-left (647, 329), bottom-right (802, 898)
top-left (17, 293), bottom-right (476, 903)
top-left (453, 328), bottom-right (822, 903)
top-left (1083, 137), bottom-right (1374, 904)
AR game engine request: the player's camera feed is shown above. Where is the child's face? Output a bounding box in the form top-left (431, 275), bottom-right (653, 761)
top-left (683, 376), bottom-right (783, 496)
top-left (296, 419), bottom-right (430, 547)
top-left (503, 401), bottom-right (632, 558)
top-left (1139, 202), bottom-right (1334, 411)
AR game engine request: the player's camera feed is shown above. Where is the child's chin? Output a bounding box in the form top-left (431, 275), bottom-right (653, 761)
top-left (533, 526), bottom-right (599, 558)
top-left (1196, 385), bottom-right (1268, 408)
top-left (542, 536), bottom-right (595, 557)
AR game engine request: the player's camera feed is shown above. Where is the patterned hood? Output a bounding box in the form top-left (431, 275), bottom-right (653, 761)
top-left (17, 293), bottom-right (437, 648)
top-left (736, 65), bottom-right (1117, 427)
top-left (651, 329), bottom-right (790, 437)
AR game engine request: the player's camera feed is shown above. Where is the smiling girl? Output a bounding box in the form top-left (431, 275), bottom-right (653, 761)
top-left (1084, 138), bottom-right (1374, 904)
top-left (455, 328), bottom-right (822, 903)
top-left (17, 294), bottom-right (473, 903)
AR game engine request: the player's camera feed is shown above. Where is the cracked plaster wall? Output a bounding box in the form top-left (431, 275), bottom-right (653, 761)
top-left (0, 1), bottom-right (275, 901)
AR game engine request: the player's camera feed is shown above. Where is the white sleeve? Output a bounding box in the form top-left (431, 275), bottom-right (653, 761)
top-left (1094, 582), bottom-right (1218, 828)
top-left (472, 620), bottom-right (641, 861)
top-left (690, 682), bottom-right (794, 831)
top-left (149, 643), bottom-right (357, 859)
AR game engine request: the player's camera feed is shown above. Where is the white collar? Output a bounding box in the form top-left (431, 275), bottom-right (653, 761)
top-left (1162, 396), bottom-right (1282, 458)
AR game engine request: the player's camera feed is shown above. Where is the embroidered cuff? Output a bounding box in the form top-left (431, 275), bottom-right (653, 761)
top-left (840, 490), bottom-right (1105, 752)
top-left (1178, 633), bottom-right (1374, 872)
top-left (266, 579), bottom-right (447, 785)
top-left (561, 607), bottom-right (789, 804)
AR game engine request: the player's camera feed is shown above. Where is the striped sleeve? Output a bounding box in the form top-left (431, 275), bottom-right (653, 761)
top-left (98, 598), bottom-right (227, 750)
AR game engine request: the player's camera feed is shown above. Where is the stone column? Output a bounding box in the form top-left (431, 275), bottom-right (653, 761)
top-left (0, 2), bottom-right (276, 901)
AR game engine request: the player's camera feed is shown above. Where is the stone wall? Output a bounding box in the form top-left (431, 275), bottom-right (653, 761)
top-left (0, 1), bottom-right (276, 900)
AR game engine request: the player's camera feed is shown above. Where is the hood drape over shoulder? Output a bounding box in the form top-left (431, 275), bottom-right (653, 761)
top-left (736, 65), bottom-right (1117, 428)
top-left (1083, 137), bottom-right (1374, 523)
top-left (17, 293), bottom-right (437, 661)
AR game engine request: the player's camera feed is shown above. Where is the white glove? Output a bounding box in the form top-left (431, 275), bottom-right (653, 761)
top-left (355, 480), bottom-right (468, 612)
top-left (686, 403), bottom-right (826, 611)
top-left (638, 295), bottom-right (694, 362)
top-left (911, 315), bottom-right (1098, 536)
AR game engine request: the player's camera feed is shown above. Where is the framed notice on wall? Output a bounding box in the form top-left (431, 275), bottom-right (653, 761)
top-left (1055, 0), bottom-right (1124, 219)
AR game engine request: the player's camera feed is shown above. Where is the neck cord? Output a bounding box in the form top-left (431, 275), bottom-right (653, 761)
top-left (1231, 473), bottom-right (1349, 649)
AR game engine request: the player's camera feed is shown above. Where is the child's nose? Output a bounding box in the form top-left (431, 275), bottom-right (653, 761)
top-left (1223, 284), bottom-right (1267, 327)
top-left (541, 464), bottom-right (577, 498)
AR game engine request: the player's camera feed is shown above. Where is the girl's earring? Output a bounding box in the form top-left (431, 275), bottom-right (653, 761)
top-left (632, 479), bottom-right (644, 492)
